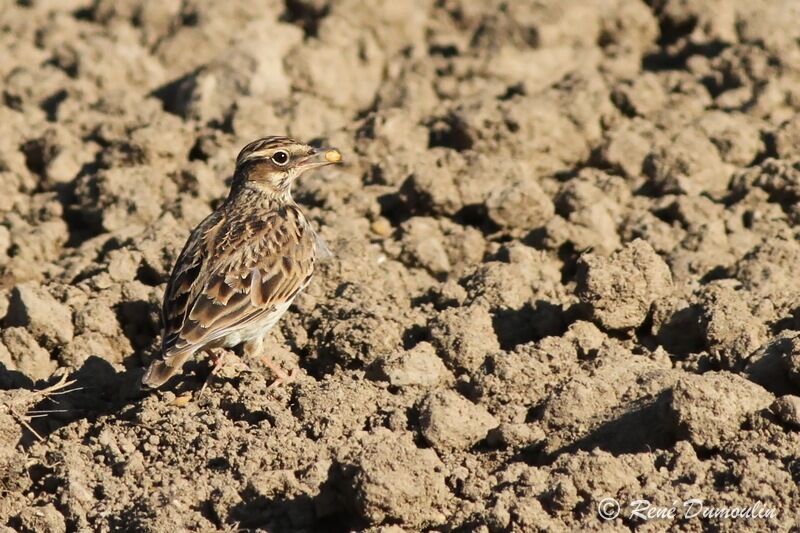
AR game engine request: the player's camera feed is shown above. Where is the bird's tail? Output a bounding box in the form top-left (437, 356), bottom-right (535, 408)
top-left (141, 349), bottom-right (193, 388)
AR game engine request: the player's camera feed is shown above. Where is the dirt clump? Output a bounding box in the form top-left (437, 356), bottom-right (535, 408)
top-left (419, 389), bottom-right (498, 451)
top-left (577, 238), bottom-right (673, 330)
top-left (337, 428), bottom-right (449, 528)
top-left (669, 372), bottom-right (773, 449)
top-left (5, 284), bottom-right (74, 350)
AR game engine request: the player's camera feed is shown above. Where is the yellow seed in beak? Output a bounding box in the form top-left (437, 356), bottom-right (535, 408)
top-left (325, 149), bottom-right (342, 163)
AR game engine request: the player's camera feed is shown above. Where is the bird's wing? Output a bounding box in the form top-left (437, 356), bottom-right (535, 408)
top-left (142, 208), bottom-right (315, 387)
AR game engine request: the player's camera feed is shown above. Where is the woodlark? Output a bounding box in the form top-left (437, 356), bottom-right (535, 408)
top-left (142, 136), bottom-right (342, 389)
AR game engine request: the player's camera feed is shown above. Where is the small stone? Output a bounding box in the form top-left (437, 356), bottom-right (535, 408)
top-left (419, 390), bottom-right (498, 451)
top-left (171, 392), bottom-right (193, 407)
top-left (771, 395), bottom-right (800, 427)
top-left (370, 217), bottom-right (393, 237)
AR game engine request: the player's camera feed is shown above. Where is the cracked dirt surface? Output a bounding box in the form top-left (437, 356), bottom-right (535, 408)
top-left (1, 0), bottom-right (800, 531)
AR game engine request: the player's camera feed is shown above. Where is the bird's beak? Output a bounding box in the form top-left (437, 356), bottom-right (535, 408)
top-left (297, 147), bottom-right (343, 172)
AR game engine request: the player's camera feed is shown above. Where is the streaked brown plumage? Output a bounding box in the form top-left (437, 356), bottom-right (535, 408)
top-left (142, 136), bottom-right (342, 389)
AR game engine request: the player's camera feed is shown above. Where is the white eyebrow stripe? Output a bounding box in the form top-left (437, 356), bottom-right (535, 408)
top-left (235, 136), bottom-right (301, 167)
top-left (238, 148), bottom-right (274, 165)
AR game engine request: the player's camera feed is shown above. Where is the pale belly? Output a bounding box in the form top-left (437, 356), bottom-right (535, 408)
top-left (218, 300), bottom-right (293, 348)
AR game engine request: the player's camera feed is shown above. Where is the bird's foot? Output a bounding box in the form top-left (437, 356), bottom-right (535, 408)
top-left (199, 351), bottom-right (250, 396)
top-left (259, 356), bottom-right (297, 390)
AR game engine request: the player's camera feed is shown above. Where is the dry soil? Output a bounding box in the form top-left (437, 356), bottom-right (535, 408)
top-left (1, 0), bottom-right (800, 532)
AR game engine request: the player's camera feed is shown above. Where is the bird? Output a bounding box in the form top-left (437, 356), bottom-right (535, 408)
top-left (141, 136), bottom-right (342, 390)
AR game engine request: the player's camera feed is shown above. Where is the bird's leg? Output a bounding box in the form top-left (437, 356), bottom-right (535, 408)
top-left (198, 351), bottom-right (225, 395)
top-left (262, 356), bottom-right (296, 390)
top-left (198, 349), bottom-right (250, 395)
top-left (243, 336), bottom-right (296, 389)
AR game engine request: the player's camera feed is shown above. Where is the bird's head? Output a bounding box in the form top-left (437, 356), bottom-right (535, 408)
top-left (233, 136), bottom-right (342, 198)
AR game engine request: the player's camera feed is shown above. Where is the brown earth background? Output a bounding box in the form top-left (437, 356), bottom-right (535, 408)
top-left (1, 0), bottom-right (800, 531)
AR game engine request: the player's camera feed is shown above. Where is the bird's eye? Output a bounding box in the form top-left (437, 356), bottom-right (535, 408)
top-left (271, 150), bottom-right (289, 166)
